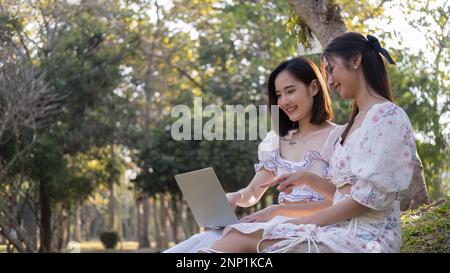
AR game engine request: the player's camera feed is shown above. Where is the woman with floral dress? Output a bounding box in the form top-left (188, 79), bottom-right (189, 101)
top-left (205, 32), bottom-right (416, 253)
top-left (165, 57), bottom-right (337, 252)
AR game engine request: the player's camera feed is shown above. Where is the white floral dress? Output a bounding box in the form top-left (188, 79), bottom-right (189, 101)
top-left (255, 130), bottom-right (331, 203)
top-left (195, 129), bottom-right (335, 252)
top-left (260, 102), bottom-right (416, 253)
top-left (165, 129), bottom-right (334, 253)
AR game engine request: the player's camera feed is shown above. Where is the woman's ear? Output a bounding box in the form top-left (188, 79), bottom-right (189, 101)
top-left (309, 79), bottom-right (319, 96)
top-left (352, 53), bottom-right (362, 69)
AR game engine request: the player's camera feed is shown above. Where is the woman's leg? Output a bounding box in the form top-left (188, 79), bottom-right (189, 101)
top-left (208, 229), bottom-right (264, 252)
top-left (260, 239), bottom-right (332, 253)
top-left (164, 230), bottom-right (222, 253)
top-left (257, 238), bottom-right (285, 252)
top-left (207, 229), bottom-right (283, 253)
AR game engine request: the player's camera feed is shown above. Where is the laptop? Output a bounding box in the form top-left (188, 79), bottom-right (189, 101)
top-left (175, 167), bottom-right (239, 228)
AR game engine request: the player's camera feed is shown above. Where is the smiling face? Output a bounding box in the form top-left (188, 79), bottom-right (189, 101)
top-left (324, 55), bottom-right (360, 100)
top-left (274, 70), bottom-right (318, 122)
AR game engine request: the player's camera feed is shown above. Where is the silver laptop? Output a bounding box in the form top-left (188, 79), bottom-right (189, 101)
top-left (175, 167), bottom-right (239, 228)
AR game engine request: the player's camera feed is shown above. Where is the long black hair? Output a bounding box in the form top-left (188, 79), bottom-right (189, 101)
top-left (322, 32), bottom-right (394, 144)
top-left (267, 57), bottom-right (333, 137)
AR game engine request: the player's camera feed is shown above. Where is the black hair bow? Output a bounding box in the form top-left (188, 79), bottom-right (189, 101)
top-left (367, 35), bottom-right (396, 65)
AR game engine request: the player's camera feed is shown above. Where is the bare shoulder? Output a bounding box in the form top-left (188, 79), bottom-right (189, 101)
top-left (318, 122), bottom-right (346, 144)
top-left (322, 121), bottom-right (342, 135)
top-left (311, 122), bottom-right (341, 147)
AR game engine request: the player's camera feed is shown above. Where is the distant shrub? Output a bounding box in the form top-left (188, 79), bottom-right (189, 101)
top-left (99, 231), bottom-right (120, 249)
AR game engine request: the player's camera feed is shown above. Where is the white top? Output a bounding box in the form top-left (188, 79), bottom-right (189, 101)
top-left (254, 130), bottom-right (333, 203)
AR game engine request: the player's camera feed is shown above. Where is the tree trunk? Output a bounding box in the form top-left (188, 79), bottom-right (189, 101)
top-left (73, 204), bottom-right (81, 242)
top-left (176, 196), bottom-right (185, 242)
top-left (185, 202), bottom-right (194, 237)
top-left (181, 202), bottom-right (190, 239)
top-left (39, 180), bottom-right (52, 252)
top-left (133, 197), bottom-right (140, 243)
top-left (22, 200), bottom-right (37, 251)
top-left (170, 194), bottom-right (179, 244)
top-left (152, 195), bottom-right (163, 249)
top-left (66, 210), bottom-right (71, 245)
top-left (399, 154), bottom-right (430, 210)
top-left (139, 193), bottom-right (150, 248)
top-left (288, 0), bottom-right (430, 209)
top-left (160, 193), bottom-right (168, 249)
top-left (0, 216), bottom-right (28, 252)
top-left (287, 0), bottom-right (346, 47)
top-left (108, 182), bottom-right (116, 231)
top-left (57, 204), bottom-right (68, 252)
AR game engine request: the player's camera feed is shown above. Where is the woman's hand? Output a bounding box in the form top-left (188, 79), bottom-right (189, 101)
top-left (260, 171), bottom-right (320, 193)
top-left (226, 192), bottom-right (243, 208)
top-left (239, 205), bottom-right (279, 223)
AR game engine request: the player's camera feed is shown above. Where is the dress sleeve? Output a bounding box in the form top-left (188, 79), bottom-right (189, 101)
top-left (254, 130), bottom-right (279, 174)
top-left (350, 104), bottom-right (416, 210)
top-left (320, 125), bottom-right (344, 163)
top-left (319, 125), bottom-right (344, 180)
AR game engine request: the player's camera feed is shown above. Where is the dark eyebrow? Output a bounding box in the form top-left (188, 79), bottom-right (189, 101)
top-left (275, 85), bottom-right (296, 94)
top-left (283, 85), bottom-right (296, 91)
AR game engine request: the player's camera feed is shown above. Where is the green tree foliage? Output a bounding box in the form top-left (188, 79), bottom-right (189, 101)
top-left (127, 0), bottom-right (299, 197)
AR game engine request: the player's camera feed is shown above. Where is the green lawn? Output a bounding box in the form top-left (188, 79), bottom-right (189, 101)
top-left (0, 241), bottom-right (142, 253)
top-left (2, 199), bottom-right (448, 253)
top-left (401, 198), bottom-right (450, 253)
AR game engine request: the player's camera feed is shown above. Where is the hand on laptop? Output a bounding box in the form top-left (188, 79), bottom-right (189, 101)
top-left (226, 192), bottom-right (243, 209)
top-left (239, 205), bottom-right (278, 223)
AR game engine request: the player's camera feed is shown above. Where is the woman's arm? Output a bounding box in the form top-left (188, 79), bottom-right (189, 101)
top-left (287, 185), bottom-right (371, 226)
top-left (275, 199), bottom-right (333, 218)
top-left (263, 171), bottom-right (337, 201)
top-left (239, 199), bottom-right (333, 223)
top-left (304, 175), bottom-right (337, 201)
top-left (227, 169), bottom-right (276, 208)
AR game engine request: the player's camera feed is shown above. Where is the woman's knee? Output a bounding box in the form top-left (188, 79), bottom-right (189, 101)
top-left (214, 229), bottom-right (240, 245)
top-left (212, 230), bottom-right (249, 249)
top-left (257, 239), bottom-right (281, 252)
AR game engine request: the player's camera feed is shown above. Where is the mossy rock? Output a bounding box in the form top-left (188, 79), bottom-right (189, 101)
top-left (401, 198), bottom-right (449, 253)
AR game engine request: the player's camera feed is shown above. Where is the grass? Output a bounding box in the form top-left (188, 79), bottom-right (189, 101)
top-left (401, 198), bottom-right (450, 253)
top-left (79, 241), bottom-right (140, 253)
top-left (78, 240), bottom-right (164, 253)
top-left (0, 241), bottom-right (142, 253)
top-left (2, 199), bottom-right (448, 253)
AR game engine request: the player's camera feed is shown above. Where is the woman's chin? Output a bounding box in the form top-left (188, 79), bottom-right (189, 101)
top-left (338, 91), bottom-right (350, 99)
top-left (287, 114), bottom-right (301, 122)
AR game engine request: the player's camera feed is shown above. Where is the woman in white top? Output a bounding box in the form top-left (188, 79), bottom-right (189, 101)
top-left (205, 33), bottom-right (416, 253)
top-left (165, 56), bottom-right (337, 253)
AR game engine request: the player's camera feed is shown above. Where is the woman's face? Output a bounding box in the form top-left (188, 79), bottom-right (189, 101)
top-left (324, 56), bottom-right (358, 100)
top-left (274, 70), bottom-right (317, 122)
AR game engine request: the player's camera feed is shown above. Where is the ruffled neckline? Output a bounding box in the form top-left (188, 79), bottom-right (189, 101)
top-left (275, 149), bottom-right (327, 171)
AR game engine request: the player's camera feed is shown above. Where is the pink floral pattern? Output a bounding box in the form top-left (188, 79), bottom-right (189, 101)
top-left (261, 102), bottom-right (416, 253)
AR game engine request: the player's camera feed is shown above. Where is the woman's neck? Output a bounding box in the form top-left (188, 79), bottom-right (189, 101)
top-left (297, 118), bottom-right (325, 136)
top-left (298, 117), bottom-right (311, 133)
top-left (354, 85), bottom-right (387, 114)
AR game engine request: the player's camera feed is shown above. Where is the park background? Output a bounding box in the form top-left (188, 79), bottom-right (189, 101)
top-left (0, 0), bottom-right (448, 253)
